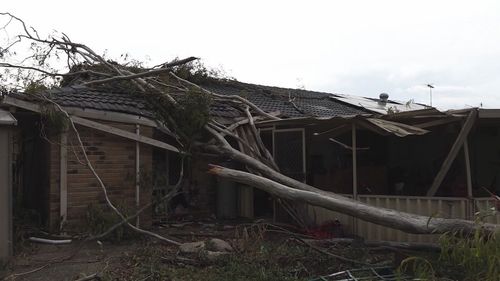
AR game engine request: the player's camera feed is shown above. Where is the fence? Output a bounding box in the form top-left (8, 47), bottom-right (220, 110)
top-left (308, 195), bottom-right (498, 242)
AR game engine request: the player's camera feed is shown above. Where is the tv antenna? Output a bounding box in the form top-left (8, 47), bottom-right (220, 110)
top-left (426, 84), bottom-right (434, 106)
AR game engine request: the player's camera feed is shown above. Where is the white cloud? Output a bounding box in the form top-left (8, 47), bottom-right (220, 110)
top-left (2, 0), bottom-right (500, 109)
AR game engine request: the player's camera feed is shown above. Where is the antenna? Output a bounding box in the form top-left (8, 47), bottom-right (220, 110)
top-left (426, 84), bottom-right (434, 106)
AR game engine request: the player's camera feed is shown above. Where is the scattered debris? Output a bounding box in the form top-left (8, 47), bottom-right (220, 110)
top-left (309, 267), bottom-right (411, 281)
top-left (28, 237), bottom-right (72, 245)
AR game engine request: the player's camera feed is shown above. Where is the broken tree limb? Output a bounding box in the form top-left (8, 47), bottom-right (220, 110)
top-left (203, 143), bottom-right (328, 196)
top-left (29, 237), bottom-right (72, 245)
top-left (207, 165), bottom-right (499, 235)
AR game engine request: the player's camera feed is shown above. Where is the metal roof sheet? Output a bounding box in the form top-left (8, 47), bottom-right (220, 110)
top-left (330, 93), bottom-right (429, 114)
top-left (0, 109), bottom-right (17, 125)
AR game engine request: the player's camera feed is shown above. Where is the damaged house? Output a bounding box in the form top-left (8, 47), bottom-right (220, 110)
top-left (1, 78), bottom-right (499, 256)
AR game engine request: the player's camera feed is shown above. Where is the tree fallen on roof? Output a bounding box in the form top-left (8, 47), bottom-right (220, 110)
top-left (0, 12), bottom-right (498, 246)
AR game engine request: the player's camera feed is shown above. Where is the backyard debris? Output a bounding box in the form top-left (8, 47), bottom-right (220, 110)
top-left (207, 238), bottom-right (233, 252)
top-left (29, 237), bottom-right (72, 245)
top-left (305, 220), bottom-right (344, 239)
top-left (179, 238), bottom-right (233, 260)
top-left (306, 238), bottom-right (442, 252)
top-left (179, 241), bottom-right (205, 254)
top-left (74, 272), bottom-right (100, 281)
top-left (309, 267), bottom-right (411, 281)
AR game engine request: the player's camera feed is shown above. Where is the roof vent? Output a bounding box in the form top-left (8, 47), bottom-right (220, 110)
top-left (379, 93), bottom-right (389, 104)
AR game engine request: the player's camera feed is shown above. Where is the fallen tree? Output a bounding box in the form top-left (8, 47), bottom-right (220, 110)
top-left (0, 12), bottom-right (498, 245)
top-left (208, 165), bottom-right (498, 235)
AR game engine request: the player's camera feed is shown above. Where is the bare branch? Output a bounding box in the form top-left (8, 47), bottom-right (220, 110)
top-left (0, 63), bottom-right (112, 78)
top-left (82, 57), bottom-right (198, 86)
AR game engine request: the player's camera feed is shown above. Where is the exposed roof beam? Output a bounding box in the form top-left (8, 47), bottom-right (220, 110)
top-left (71, 116), bottom-right (179, 152)
top-left (413, 117), bottom-right (460, 129)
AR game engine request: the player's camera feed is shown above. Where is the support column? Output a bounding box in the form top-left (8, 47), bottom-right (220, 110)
top-left (352, 122), bottom-right (358, 199)
top-left (59, 131), bottom-right (68, 229)
top-left (463, 138), bottom-right (474, 218)
top-left (135, 124), bottom-right (140, 227)
top-left (427, 109), bottom-right (477, 196)
top-left (351, 122), bottom-right (358, 235)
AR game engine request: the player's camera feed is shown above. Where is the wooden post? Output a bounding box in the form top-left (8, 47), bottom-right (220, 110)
top-left (464, 139), bottom-right (472, 197)
top-left (352, 122), bottom-right (357, 199)
top-left (59, 131), bottom-right (68, 229)
top-left (463, 138), bottom-right (474, 218)
top-left (351, 122), bottom-right (358, 235)
top-left (427, 109), bottom-right (477, 196)
top-left (135, 124), bottom-right (140, 227)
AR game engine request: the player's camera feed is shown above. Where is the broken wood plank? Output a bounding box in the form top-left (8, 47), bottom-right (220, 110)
top-left (427, 109), bottom-right (477, 196)
top-left (73, 116), bottom-right (180, 153)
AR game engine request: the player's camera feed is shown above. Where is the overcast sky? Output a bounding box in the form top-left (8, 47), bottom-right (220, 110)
top-left (3, 0), bottom-right (500, 109)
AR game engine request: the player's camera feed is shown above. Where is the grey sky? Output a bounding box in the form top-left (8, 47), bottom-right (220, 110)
top-left (3, 0), bottom-right (500, 109)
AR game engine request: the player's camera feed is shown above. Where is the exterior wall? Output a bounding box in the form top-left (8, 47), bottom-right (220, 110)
top-left (48, 121), bottom-right (153, 230)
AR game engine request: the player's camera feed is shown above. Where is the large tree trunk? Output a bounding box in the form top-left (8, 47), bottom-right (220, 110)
top-left (208, 165), bottom-right (499, 235)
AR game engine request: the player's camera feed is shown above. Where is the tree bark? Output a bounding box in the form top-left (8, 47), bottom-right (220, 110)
top-left (208, 165), bottom-right (498, 235)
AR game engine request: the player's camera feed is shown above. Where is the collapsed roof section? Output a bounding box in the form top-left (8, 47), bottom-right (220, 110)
top-left (330, 93), bottom-right (429, 114)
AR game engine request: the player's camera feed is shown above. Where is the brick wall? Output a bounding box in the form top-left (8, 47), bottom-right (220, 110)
top-left (48, 121), bottom-right (153, 231)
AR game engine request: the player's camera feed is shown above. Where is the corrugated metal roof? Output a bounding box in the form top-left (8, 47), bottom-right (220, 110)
top-left (330, 93), bottom-right (429, 114)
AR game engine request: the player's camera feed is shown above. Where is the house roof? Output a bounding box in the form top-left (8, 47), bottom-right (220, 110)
top-left (5, 79), bottom-right (426, 120)
top-left (7, 86), bottom-right (154, 118)
top-left (200, 81), bottom-right (369, 118)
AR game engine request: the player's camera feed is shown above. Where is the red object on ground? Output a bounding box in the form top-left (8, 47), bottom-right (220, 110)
top-left (305, 220), bottom-right (344, 239)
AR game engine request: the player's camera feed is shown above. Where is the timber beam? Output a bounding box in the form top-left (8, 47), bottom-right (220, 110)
top-left (426, 109), bottom-right (477, 196)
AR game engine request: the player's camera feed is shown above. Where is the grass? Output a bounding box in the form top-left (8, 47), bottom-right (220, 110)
top-left (99, 238), bottom-right (372, 281)
top-left (398, 225), bottom-right (500, 281)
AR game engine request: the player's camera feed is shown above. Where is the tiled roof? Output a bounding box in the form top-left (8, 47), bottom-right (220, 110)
top-left (9, 80), bottom-right (371, 119)
top-left (200, 81), bottom-right (369, 118)
top-left (10, 86), bottom-right (154, 118)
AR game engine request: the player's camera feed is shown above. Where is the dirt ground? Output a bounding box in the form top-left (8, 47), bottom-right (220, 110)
top-left (1, 221), bottom-right (398, 281)
top-left (3, 242), bottom-right (141, 281)
top-left (1, 222), bottom-right (243, 280)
